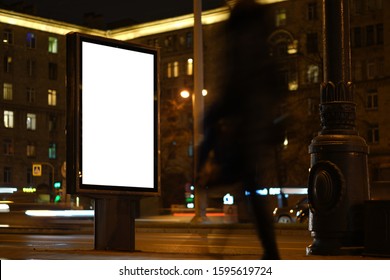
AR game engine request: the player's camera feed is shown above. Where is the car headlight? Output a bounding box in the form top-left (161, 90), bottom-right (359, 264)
top-left (0, 204), bottom-right (10, 213)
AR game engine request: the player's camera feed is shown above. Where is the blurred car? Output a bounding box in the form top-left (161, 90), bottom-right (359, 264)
top-left (0, 203), bottom-right (10, 213)
top-left (273, 197), bottom-right (309, 223)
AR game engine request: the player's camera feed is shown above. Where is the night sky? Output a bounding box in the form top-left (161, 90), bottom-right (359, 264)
top-left (1, 0), bottom-right (227, 27)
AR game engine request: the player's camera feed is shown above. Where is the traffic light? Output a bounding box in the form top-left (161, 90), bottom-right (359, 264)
top-left (54, 194), bottom-right (61, 203)
top-left (184, 183), bottom-right (195, 208)
top-left (53, 181), bottom-right (62, 203)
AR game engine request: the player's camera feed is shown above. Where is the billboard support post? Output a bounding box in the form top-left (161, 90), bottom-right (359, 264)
top-left (94, 196), bottom-right (138, 251)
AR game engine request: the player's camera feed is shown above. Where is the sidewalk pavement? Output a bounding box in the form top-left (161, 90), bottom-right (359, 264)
top-left (1, 214), bottom-right (389, 260)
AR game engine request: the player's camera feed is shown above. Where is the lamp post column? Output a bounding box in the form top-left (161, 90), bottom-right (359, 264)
top-left (307, 0), bottom-right (370, 255)
top-left (191, 0), bottom-right (208, 223)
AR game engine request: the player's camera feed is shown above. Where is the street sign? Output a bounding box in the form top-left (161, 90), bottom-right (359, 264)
top-left (32, 164), bottom-right (42, 176)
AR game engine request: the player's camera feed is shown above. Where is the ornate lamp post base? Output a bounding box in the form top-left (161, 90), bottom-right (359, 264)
top-left (306, 0), bottom-right (371, 255)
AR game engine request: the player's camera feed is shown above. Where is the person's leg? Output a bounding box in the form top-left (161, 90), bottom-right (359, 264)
top-left (246, 185), bottom-right (280, 260)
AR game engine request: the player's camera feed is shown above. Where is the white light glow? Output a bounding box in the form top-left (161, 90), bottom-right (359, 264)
top-left (0, 204), bottom-right (10, 213)
top-left (223, 193), bottom-right (234, 205)
top-left (180, 90), bottom-right (191, 98)
top-left (0, 188), bottom-right (17, 194)
top-left (25, 210), bottom-right (94, 217)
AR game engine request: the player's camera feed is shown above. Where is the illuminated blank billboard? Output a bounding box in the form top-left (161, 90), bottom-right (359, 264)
top-left (66, 32), bottom-right (159, 195)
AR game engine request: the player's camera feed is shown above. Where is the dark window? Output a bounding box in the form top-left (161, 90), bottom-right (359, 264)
top-left (352, 27), bottom-right (362, 48)
top-left (186, 32), bottom-right (193, 48)
top-left (3, 29), bottom-right (13, 44)
top-left (48, 63), bottom-right (58, 80)
top-left (366, 25), bottom-right (374, 46)
top-left (26, 32), bottom-right (36, 48)
top-left (306, 33), bottom-right (318, 53)
top-left (27, 87), bottom-right (36, 103)
top-left (376, 24), bottom-right (384, 44)
top-left (3, 139), bottom-right (14, 155)
top-left (27, 59), bottom-right (36, 76)
top-left (4, 167), bottom-right (12, 183)
top-left (367, 125), bottom-right (379, 143)
top-left (308, 3), bottom-right (318, 20)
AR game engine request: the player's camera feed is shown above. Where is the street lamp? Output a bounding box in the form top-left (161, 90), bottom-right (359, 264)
top-left (180, 88), bottom-right (208, 222)
top-left (190, 0), bottom-right (208, 223)
top-left (180, 90), bottom-right (191, 99)
top-left (180, 89), bottom-right (207, 99)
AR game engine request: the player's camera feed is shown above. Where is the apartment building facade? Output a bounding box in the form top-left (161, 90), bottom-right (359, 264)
top-left (0, 0), bottom-right (389, 207)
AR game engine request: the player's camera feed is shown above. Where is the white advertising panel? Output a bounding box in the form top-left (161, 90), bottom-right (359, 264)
top-left (66, 33), bottom-right (159, 195)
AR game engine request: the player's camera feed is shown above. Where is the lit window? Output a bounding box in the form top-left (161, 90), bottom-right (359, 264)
top-left (366, 90), bottom-right (378, 110)
top-left (288, 72), bottom-right (298, 91)
top-left (283, 135), bottom-right (289, 148)
top-left (48, 89), bottom-right (57, 106)
top-left (288, 80), bottom-right (298, 91)
top-left (48, 37), bottom-right (58, 53)
top-left (167, 62), bottom-right (172, 78)
top-left (4, 111), bottom-right (14, 128)
top-left (3, 83), bottom-right (13, 100)
top-left (173, 61), bottom-right (179, 77)
top-left (27, 113), bottom-right (37, 130)
top-left (49, 143), bottom-right (57, 159)
top-left (288, 40), bottom-right (298, 54)
top-left (307, 65), bottom-right (320, 83)
top-left (27, 142), bottom-right (36, 157)
top-left (167, 61), bottom-right (179, 78)
top-left (187, 58), bottom-right (193, 76)
top-left (276, 9), bottom-right (287, 27)
top-left (4, 55), bottom-right (12, 73)
top-left (26, 32), bottom-right (36, 48)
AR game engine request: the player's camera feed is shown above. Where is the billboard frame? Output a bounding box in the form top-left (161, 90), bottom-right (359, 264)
top-left (66, 32), bottom-right (160, 197)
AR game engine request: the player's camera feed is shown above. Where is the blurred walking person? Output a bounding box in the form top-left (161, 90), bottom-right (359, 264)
top-left (197, 0), bottom-right (286, 260)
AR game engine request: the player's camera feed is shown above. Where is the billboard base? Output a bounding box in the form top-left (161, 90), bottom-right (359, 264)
top-left (94, 197), bottom-right (138, 251)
